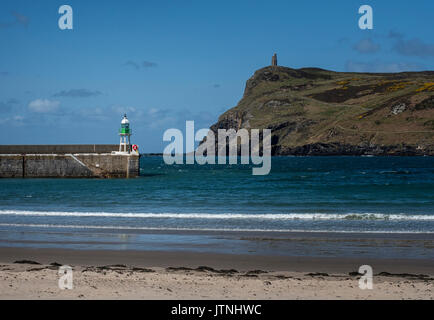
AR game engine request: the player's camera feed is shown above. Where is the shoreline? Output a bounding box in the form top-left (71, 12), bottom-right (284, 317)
top-left (0, 228), bottom-right (433, 260)
top-left (142, 154), bottom-right (434, 157)
top-left (0, 246), bottom-right (433, 274)
top-left (0, 247), bottom-right (433, 299)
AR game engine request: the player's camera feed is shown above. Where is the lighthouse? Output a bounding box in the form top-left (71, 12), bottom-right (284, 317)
top-left (119, 114), bottom-right (131, 153)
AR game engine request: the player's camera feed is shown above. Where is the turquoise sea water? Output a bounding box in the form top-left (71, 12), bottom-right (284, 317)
top-left (0, 156), bottom-right (433, 257)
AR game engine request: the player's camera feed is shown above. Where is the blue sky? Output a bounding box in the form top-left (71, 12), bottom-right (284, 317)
top-left (1, 0), bottom-right (433, 152)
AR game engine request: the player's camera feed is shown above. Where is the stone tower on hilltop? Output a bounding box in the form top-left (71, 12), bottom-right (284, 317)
top-left (271, 53), bottom-right (277, 66)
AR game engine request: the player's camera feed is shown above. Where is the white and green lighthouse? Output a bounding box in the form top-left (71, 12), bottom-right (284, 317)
top-left (119, 114), bottom-right (132, 153)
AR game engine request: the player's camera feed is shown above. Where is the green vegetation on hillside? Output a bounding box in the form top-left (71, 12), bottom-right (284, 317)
top-left (209, 66), bottom-right (434, 155)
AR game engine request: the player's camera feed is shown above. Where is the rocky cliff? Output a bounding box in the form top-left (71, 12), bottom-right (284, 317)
top-left (208, 66), bottom-right (434, 155)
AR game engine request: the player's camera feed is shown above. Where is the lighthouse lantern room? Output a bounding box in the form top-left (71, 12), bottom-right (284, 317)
top-left (119, 114), bottom-right (131, 153)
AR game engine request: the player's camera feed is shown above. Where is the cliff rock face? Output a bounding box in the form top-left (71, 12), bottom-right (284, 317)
top-left (208, 66), bottom-right (434, 155)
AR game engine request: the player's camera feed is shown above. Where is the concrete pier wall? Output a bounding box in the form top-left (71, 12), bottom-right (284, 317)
top-left (0, 155), bottom-right (23, 178)
top-left (0, 145), bottom-right (140, 178)
top-left (0, 145), bottom-right (119, 154)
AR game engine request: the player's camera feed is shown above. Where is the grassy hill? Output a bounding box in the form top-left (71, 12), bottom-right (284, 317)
top-left (209, 66), bottom-right (434, 155)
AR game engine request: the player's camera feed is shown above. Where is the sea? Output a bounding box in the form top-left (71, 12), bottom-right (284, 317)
top-left (0, 156), bottom-right (433, 258)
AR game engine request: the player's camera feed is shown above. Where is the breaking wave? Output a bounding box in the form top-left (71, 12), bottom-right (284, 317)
top-left (0, 210), bottom-right (433, 221)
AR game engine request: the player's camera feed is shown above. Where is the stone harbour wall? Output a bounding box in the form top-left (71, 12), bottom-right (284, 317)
top-left (0, 145), bottom-right (140, 178)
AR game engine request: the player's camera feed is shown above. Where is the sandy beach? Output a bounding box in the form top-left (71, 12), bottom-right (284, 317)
top-left (0, 247), bottom-right (432, 300)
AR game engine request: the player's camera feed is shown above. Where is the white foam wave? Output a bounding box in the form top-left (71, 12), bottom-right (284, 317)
top-left (0, 210), bottom-right (433, 221)
top-left (0, 223), bottom-right (432, 234)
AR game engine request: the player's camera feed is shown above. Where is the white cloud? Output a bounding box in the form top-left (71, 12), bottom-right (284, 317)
top-left (148, 108), bottom-right (159, 115)
top-left (0, 115), bottom-right (25, 125)
top-left (28, 99), bottom-right (60, 113)
top-left (393, 38), bottom-right (434, 58)
top-left (353, 39), bottom-right (380, 54)
top-left (345, 60), bottom-right (424, 73)
top-left (111, 106), bottom-right (137, 115)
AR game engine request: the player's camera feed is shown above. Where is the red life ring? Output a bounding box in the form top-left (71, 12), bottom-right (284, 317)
top-left (132, 144), bottom-right (138, 151)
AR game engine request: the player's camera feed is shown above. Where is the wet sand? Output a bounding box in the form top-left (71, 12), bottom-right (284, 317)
top-left (0, 247), bottom-right (433, 299)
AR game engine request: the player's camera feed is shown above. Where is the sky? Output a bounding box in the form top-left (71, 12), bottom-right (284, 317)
top-left (0, 0), bottom-right (433, 152)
